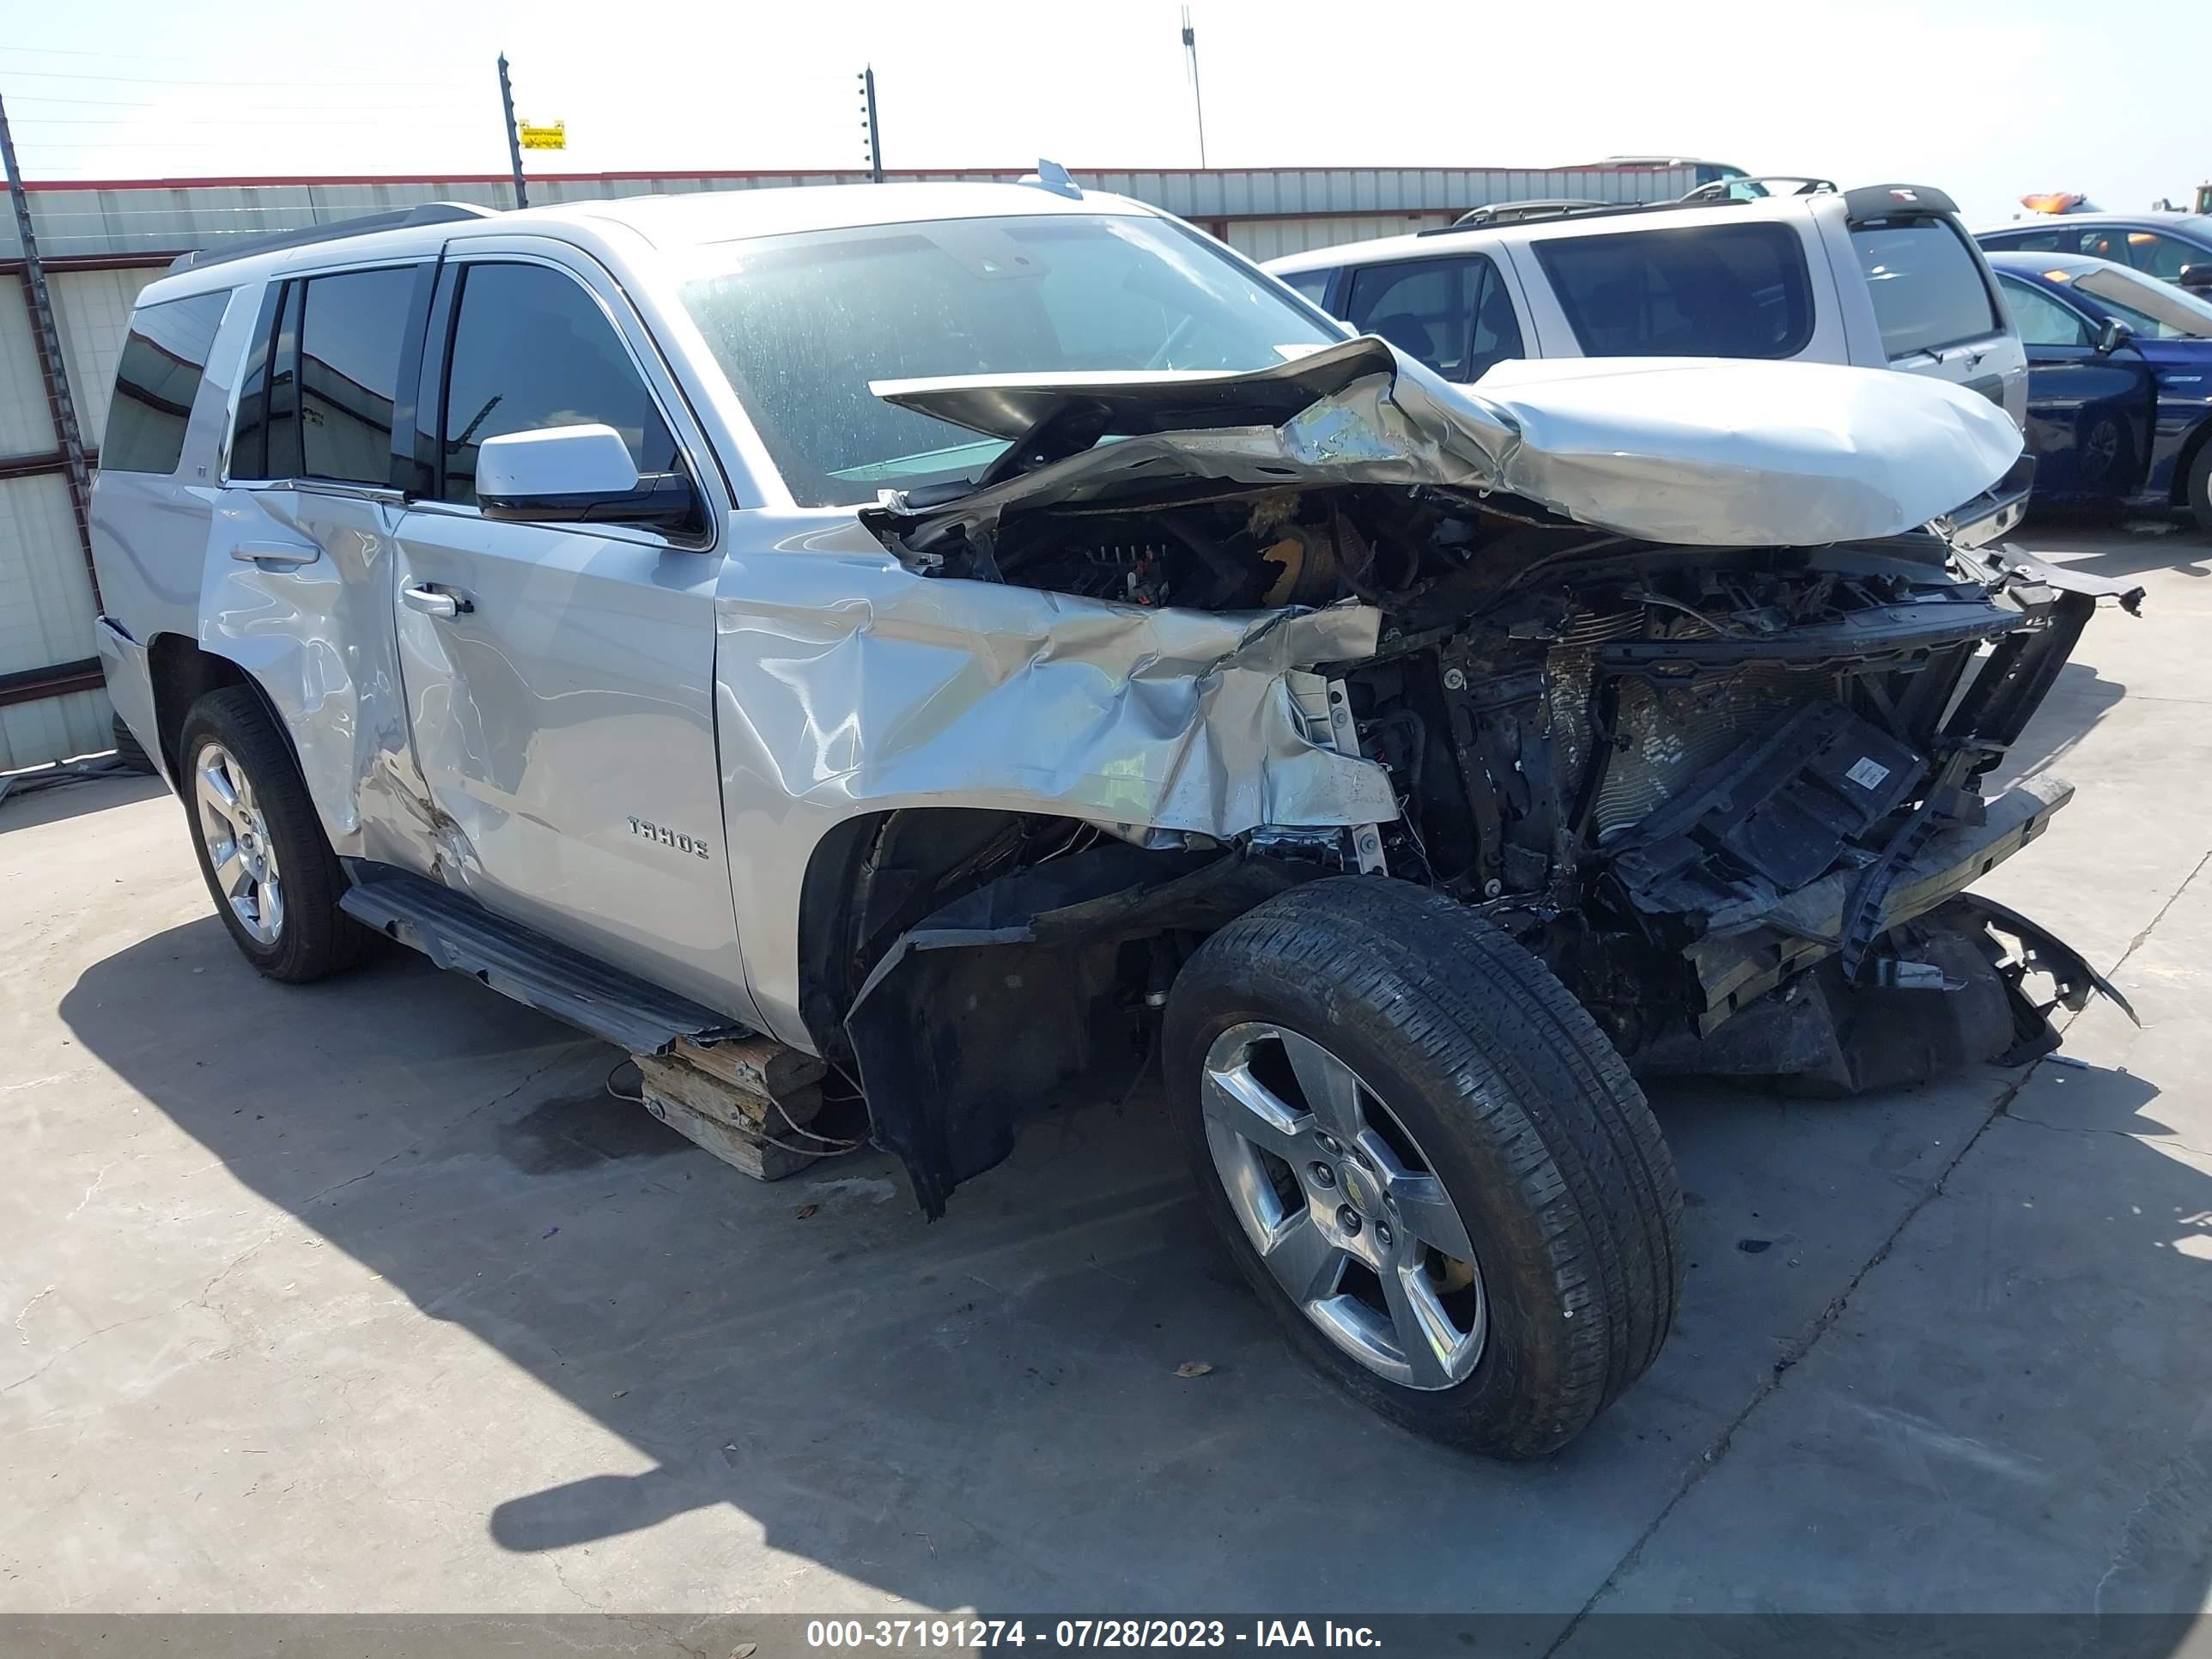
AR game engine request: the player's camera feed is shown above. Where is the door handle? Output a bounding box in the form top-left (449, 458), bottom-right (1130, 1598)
top-left (401, 583), bottom-right (471, 620)
top-left (231, 539), bottom-right (320, 567)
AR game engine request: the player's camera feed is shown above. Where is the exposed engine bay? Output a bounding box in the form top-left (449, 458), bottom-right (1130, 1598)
top-left (839, 343), bottom-right (2142, 1211)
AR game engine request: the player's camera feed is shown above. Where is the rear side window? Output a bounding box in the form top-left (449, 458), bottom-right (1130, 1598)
top-left (299, 267), bottom-right (417, 485)
top-left (1534, 223), bottom-right (1814, 360)
top-left (1279, 268), bottom-right (1334, 307)
top-left (1850, 220), bottom-right (2001, 357)
top-left (438, 263), bottom-right (679, 506)
top-left (102, 290), bottom-right (230, 475)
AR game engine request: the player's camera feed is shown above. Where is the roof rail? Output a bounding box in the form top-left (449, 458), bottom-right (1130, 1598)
top-left (1020, 159), bottom-right (1082, 200)
top-left (1676, 176), bottom-right (1837, 204)
top-left (1450, 198), bottom-right (1610, 228)
top-left (166, 201), bottom-right (498, 275)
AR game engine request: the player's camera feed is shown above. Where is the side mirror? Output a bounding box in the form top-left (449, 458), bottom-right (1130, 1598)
top-left (2179, 263), bottom-right (2212, 294)
top-left (2092, 316), bottom-right (2133, 356)
top-left (477, 424), bottom-right (699, 531)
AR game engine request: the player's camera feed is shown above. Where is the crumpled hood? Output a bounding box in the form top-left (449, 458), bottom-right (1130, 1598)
top-left (863, 337), bottom-right (2026, 551)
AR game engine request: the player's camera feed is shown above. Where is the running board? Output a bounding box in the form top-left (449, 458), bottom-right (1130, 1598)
top-left (339, 865), bottom-right (750, 1055)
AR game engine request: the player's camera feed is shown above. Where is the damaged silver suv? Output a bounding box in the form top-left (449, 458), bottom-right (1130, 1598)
top-left (90, 179), bottom-right (2138, 1457)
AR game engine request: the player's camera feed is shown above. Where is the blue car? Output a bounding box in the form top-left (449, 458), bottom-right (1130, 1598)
top-left (1985, 251), bottom-right (2212, 531)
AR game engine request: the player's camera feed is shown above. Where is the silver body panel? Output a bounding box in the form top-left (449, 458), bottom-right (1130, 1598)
top-left (86, 182), bottom-right (2034, 1058)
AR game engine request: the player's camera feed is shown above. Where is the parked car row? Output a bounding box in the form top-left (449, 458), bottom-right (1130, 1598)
top-left (1982, 252), bottom-right (2212, 529)
top-left (1266, 185), bottom-right (2212, 535)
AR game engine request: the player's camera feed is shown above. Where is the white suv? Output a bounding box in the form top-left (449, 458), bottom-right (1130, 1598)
top-left (1267, 181), bottom-right (2028, 430)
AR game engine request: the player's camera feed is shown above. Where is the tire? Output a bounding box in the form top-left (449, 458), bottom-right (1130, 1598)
top-left (111, 712), bottom-right (157, 775)
top-left (1164, 876), bottom-right (1681, 1457)
top-left (178, 685), bottom-right (374, 982)
top-left (2188, 442), bottom-right (2212, 537)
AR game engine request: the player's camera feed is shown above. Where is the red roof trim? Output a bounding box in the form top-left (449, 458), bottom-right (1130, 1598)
top-left (21, 162), bottom-right (1682, 193)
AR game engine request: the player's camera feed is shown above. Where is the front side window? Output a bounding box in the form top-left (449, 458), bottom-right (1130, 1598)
top-left (1535, 222), bottom-right (1814, 360)
top-left (1997, 277), bottom-right (2089, 348)
top-left (1279, 268), bottom-right (1335, 307)
top-left (102, 289), bottom-right (229, 475)
top-left (1850, 219), bottom-right (2001, 357)
top-left (2111, 230), bottom-right (2205, 283)
top-left (678, 213), bottom-right (1342, 507)
top-left (299, 266), bottom-right (416, 485)
top-left (439, 263), bottom-right (680, 506)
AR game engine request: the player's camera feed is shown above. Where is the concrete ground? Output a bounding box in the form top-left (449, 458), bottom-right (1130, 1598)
top-left (2, 520), bottom-right (2209, 1625)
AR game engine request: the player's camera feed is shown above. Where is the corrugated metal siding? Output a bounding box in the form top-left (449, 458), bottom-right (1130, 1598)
top-left (0, 277), bottom-right (55, 461)
top-left (5, 164), bottom-right (1711, 260)
top-left (1227, 214), bottom-right (1455, 261)
top-left (0, 472), bottom-right (96, 678)
top-left (0, 688), bottom-right (110, 772)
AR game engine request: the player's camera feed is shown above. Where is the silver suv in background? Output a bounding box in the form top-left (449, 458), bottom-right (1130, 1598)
top-left (88, 181), bottom-right (2133, 1459)
top-left (1268, 181), bottom-right (2029, 430)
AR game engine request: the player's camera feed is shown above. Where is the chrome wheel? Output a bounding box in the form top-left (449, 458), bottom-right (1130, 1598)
top-left (193, 740), bottom-right (284, 946)
top-left (1200, 1022), bottom-right (1486, 1389)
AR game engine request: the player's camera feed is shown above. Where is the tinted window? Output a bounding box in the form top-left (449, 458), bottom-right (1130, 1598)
top-left (1343, 255), bottom-right (1523, 383)
top-left (1984, 229), bottom-right (2069, 254)
top-left (300, 266), bottom-right (416, 485)
top-left (440, 264), bottom-right (679, 506)
top-left (102, 290), bottom-right (229, 475)
top-left (679, 215), bottom-right (1340, 507)
top-left (1535, 223), bottom-right (1814, 359)
top-left (1280, 268), bottom-right (1335, 307)
top-left (1850, 220), bottom-right (2000, 357)
top-left (265, 283), bottom-right (304, 480)
top-left (1347, 258), bottom-right (1474, 376)
top-left (2113, 230), bottom-right (2203, 283)
top-left (1998, 277), bottom-right (2088, 348)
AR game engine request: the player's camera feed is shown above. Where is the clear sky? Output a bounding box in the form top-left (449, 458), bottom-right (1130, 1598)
top-left (3, 0), bottom-right (2204, 228)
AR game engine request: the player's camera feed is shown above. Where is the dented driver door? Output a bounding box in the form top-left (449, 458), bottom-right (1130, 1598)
top-left (390, 248), bottom-right (752, 1020)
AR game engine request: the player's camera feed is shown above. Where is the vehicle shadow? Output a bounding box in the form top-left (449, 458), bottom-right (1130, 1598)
top-left (52, 918), bottom-right (2212, 1616)
top-left (1986, 658), bottom-right (2129, 791)
top-left (0, 771), bottom-right (168, 833)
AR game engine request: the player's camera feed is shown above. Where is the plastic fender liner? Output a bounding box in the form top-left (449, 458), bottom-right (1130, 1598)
top-left (843, 845), bottom-right (1307, 1215)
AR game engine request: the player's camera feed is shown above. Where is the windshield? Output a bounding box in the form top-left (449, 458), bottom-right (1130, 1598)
top-left (2062, 265), bottom-right (2212, 339)
top-left (679, 213), bottom-right (1341, 507)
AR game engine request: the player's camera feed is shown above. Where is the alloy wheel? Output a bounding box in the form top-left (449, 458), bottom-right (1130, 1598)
top-left (1200, 1022), bottom-right (1486, 1389)
top-left (193, 741), bottom-right (285, 947)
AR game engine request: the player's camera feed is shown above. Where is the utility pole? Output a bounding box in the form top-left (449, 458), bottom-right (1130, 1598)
top-left (858, 66), bottom-right (884, 183)
top-left (0, 89), bottom-right (98, 605)
top-left (1181, 7), bottom-right (1208, 169)
top-left (496, 53), bottom-right (528, 209)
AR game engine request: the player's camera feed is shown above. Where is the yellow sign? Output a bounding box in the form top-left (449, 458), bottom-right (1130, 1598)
top-left (519, 120), bottom-right (566, 151)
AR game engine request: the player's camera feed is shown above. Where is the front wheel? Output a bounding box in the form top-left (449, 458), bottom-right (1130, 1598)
top-left (1164, 877), bottom-right (1681, 1457)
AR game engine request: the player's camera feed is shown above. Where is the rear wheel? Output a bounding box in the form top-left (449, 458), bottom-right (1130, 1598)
top-left (1164, 877), bottom-right (1681, 1457)
top-left (2187, 442), bottom-right (2212, 536)
top-left (179, 686), bottom-right (374, 982)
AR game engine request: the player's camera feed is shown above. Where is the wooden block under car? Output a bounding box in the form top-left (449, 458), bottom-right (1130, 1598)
top-left (634, 1049), bottom-right (826, 1182)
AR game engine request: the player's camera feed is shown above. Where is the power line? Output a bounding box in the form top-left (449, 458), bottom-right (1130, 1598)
top-left (1, 43), bottom-right (481, 70)
top-left (0, 67), bottom-right (479, 89)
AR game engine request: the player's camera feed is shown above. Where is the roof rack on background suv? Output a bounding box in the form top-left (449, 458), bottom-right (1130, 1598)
top-left (166, 202), bottom-right (498, 274)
